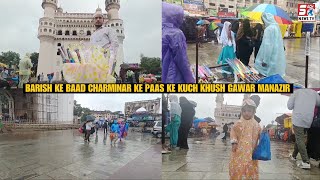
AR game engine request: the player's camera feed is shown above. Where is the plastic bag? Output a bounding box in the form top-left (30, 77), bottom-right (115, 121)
top-left (252, 131), bottom-right (271, 161)
top-left (78, 127), bottom-right (83, 134)
top-left (257, 74), bottom-right (287, 84)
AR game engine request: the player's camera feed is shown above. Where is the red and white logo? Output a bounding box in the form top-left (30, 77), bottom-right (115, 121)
top-left (298, 4), bottom-right (316, 22)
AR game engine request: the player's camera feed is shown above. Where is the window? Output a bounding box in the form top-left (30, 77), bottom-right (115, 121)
top-left (44, 29), bottom-right (47, 32)
top-left (111, 24), bottom-right (114, 27)
top-left (65, 30), bottom-right (69, 35)
top-left (44, 22), bottom-right (48, 25)
top-left (220, 4), bottom-right (225, 7)
top-left (116, 29), bottom-right (119, 33)
top-left (229, 5), bottom-right (234, 8)
top-left (49, 29), bottom-right (52, 32)
top-left (87, 31), bottom-right (91, 35)
top-left (116, 23), bottom-right (119, 26)
top-left (57, 43), bottom-right (61, 46)
top-left (209, 3), bottom-right (215, 6)
top-left (49, 23), bottom-right (52, 26)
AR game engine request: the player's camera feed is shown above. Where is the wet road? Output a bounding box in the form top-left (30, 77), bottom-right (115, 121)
top-left (187, 37), bottom-right (320, 87)
top-left (0, 130), bottom-right (160, 180)
top-left (162, 136), bottom-right (320, 180)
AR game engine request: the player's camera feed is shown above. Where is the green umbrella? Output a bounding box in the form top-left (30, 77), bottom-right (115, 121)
top-left (209, 22), bottom-right (218, 31)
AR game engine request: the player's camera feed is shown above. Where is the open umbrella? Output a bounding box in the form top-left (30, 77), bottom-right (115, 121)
top-left (196, 20), bottom-right (204, 25)
top-left (209, 22), bottom-right (218, 30)
top-left (242, 4), bottom-right (292, 24)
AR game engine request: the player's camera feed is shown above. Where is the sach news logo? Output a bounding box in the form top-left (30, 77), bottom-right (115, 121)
top-left (298, 4), bottom-right (316, 22)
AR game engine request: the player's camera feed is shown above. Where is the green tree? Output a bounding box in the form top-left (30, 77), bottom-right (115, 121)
top-left (73, 100), bottom-right (83, 117)
top-left (0, 51), bottom-right (20, 68)
top-left (80, 107), bottom-right (92, 123)
top-left (30, 52), bottom-right (39, 76)
top-left (140, 54), bottom-right (161, 75)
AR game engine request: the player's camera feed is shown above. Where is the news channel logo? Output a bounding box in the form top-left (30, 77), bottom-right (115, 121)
top-left (298, 4), bottom-right (316, 22)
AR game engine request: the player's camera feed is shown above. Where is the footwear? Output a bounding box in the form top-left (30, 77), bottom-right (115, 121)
top-left (289, 154), bottom-right (297, 161)
top-left (297, 161), bottom-right (311, 169)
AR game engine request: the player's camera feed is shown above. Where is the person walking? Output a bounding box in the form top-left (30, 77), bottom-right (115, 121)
top-left (287, 88), bottom-right (320, 169)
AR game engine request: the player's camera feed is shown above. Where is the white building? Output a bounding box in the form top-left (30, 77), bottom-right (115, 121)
top-left (214, 94), bottom-right (251, 128)
top-left (37, 0), bottom-right (125, 81)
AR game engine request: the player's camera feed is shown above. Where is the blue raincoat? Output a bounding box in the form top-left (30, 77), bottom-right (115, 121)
top-left (254, 13), bottom-right (286, 77)
top-left (162, 2), bottom-right (195, 83)
top-left (111, 123), bottom-right (120, 134)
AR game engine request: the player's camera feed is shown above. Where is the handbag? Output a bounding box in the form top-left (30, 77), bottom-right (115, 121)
top-left (252, 131), bottom-right (271, 161)
top-left (78, 127), bottom-right (83, 133)
top-left (90, 127), bottom-right (95, 134)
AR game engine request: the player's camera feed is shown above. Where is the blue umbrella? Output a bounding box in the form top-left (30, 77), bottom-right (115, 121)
top-left (196, 20), bottom-right (204, 25)
top-left (216, 23), bottom-right (223, 28)
top-left (193, 118), bottom-right (208, 129)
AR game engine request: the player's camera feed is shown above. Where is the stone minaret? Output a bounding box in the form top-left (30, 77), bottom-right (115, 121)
top-left (105, 0), bottom-right (125, 74)
top-left (215, 94), bottom-right (224, 108)
top-left (37, 0), bottom-right (58, 81)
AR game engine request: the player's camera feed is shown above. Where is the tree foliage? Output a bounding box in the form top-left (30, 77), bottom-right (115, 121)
top-left (0, 51), bottom-right (20, 67)
top-left (140, 54), bottom-right (161, 75)
top-left (30, 52), bottom-right (39, 75)
top-left (73, 100), bottom-right (92, 123)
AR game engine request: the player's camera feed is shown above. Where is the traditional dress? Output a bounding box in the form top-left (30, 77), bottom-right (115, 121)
top-left (229, 109), bottom-right (261, 179)
top-left (217, 21), bottom-right (236, 66)
top-left (254, 13), bottom-right (286, 77)
top-left (90, 25), bottom-right (119, 75)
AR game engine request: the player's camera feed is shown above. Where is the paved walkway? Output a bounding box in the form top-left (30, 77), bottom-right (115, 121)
top-left (162, 136), bottom-right (320, 180)
top-left (0, 129), bottom-right (160, 180)
top-left (187, 37), bottom-right (320, 87)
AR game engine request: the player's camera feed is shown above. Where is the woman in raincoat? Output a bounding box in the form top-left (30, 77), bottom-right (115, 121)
top-left (166, 95), bottom-right (182, 149)
top-left (162, 2), bottom-right (195, 83)
top-left (177, 97), bottom-right (196, 149)
top-left (217, 21), bottom-right (236, 78)
top-left (254, 13), bottom-right (286, 77)
top-left (119, 121), bottom-right (126, 141)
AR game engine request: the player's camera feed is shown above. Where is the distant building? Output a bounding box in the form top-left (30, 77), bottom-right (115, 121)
top-left (124, 98), bottom-right (161, 117)
top-left (214, 94), bottom-right (251, 128)
top-left (90, 110), bottom-right (122, 120)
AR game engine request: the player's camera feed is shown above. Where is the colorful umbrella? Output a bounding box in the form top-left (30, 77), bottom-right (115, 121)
top-left (209, 22), bottom-right (218, 30)
top-left (196, 20), bottom-right (204, 25)
top-left (242, 4), bottom-right (292, 24)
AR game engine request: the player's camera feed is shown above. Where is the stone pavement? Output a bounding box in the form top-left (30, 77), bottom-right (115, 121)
top-left (0, 129), bottom-right (160, 180)
top-left (162, 136), bottom-right (320, 180)
top-left (187, 37), bottom-right (320, 87)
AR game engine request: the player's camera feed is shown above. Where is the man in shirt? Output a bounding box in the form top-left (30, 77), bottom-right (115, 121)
top-left (90, 10), bottom-right (119, 76)
top-left (287, 88), bottom-right (320, 169)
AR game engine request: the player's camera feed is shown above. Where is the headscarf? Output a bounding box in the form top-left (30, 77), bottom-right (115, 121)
top-left (250, 95), bottom-right (261, 107)
top-left (236, 19), bottom-right (252, 41)
top-left (242, 99), bottom-right (257, 109)
top-left (169, 95), bottom-right (182, 117)
top-left (220, 21), bottom-right (232, 46)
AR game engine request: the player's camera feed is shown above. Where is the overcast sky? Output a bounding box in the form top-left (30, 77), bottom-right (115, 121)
top-left (0, 0), bottom-right (161, 62)
top-left (74, 94), bottom-right (162, 114)
top-left (171, 94), bottom-right (291, 126)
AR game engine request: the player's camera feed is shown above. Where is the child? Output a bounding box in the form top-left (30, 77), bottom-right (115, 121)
top-left (229, 99), bottom-right (261, 179)
top-left (217, 21), bottom-right (236, 78)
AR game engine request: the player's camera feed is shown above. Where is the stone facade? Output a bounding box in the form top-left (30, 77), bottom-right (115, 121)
top-left (0, 89), bottom-right (73, 124)
top-left (37, 0), bottom-right (125, 81)
top-left (124, 98), bottom-right (161, 117)
top-left (214, 94), bottom-right (251, 127)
